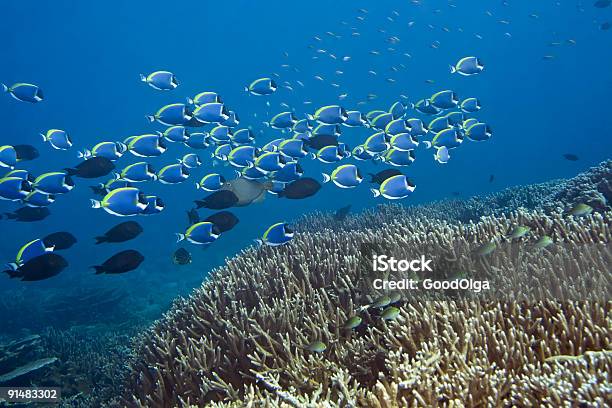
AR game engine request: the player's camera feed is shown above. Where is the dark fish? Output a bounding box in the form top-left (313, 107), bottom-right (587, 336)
top-left (368, 169), bottom-right (402, 185)
top-left (489, 174), bottom-right (495, 183)
top-left (187, 208), bottom-right (200, 225)
top-left (95, 221), bottom-right (143, 244)
top-left (13, 144), bottom-right (39, 161)
top-left (562, 153), bottom-right (579, 161)
top-left (64, 156), bottom-right (115, 178)
top-left (452, 191), bottom-right (461, 196)
top-left (601, 21), bottom-right (611, 30)
top-left (43, 232), bottom-right (77, 250)
top-left (304, 135), bottom-right (339, 150)
top-left (195, 190), bottom-right (239, 209)
top-left (4, 207), bottom-right (50, 222)
top-left (4, 253), bottom-right (68, 281)
top-left (90, 185), bottom-right (107, 196)
top-left (93, 249), bottom-right (144, 274)
top-left (594, 0), bottom-right (611, 8)
top-left (173, 248), bottom-right (192, 265)
top-left (278, 178), bottom-right (321, 199)
top-left (334, 205), bottom-right (351, 222)
top-left (204, 211), bottom-right (239, 233)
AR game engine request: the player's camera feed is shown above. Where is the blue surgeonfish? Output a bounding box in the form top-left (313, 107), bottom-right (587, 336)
top-left (0, 146), bottom-right (18, 168)
top-left (209, 125), bottom-right (233, 144)
top-left (371, 174), bottom-right (415, 199)
top-left (363, 132), bottom-right (389, 155)
top-left (118, 162), bottom-right (156, 182)
top-left (228, 146), bottom-right (258, 168)
top-left (254, 152), bottom-right (286, 173)
top-left (185, 133), bottom-right (210, 149)
top-left (322, 164), bottom-right (363, 188)
top-left (91, 187), bottom-right (148, 216)
top-left (212, 144), bottom-right (233, 162)
top-left (10, 238), bottom-right (55, 269)
top-left (180, 153), bottom-right (202, 168)
top-left (176, 222), bottom-right (220, 244)
top-left (188, 91), bottom-right (222, 105)
top-left (196, 173), bottom-right (226, 191)
top-left (380, 149), bottom-right (416, 166)
top-left (140, 71), bottom-right (179, 90)
top-left (33, 172), bottom-right (74, 194)
top-left (414, 99), bottom-right (442, 115)
top-left (370, 112), bottom-right (394, 130)
top-left (231, 129), bottom-right (255, 145)
top-left (146, 103), bottom-right (192, 126)
top-left (23, 190), bottom-right (55, 207)
top-left (460, 97), bottom-right (481, 113)
top-left (451, 56), bottom-right (484, 76)
top-left (41, 129), bottom-right (72, 150)
top-left (434, 146), bottom-right (451, 164)
top-left (128, 134), bottom-right (167, 157)
top-left (222, 111), bottom-right (240, 127)
top-left (163, 126), bottom-right (190, 143)
top-left (465, 122), bottom-right (492, 141)
top-left (0, 177), bottom-right (32, 200)
top-left (79, 141), bottom-right (127, 160)
top-left (430, 128), bottom-right (464, 149)
top-left (246, 78), bottom-right (277, 96)
top-left (344, 111), bottom-right (369, 127)
top-left (192, 102), bottom-right (230, 124)
top-left (309, 105), bottom-right (348, 124)
top-left (430, 90), bottom-right (459, 109)
top-left (271, 162), bottom-right (303, 182)
top-left (257, 222), bottom-right (294, 246)
top-left (389, 101), bottom-right (408, 119)
top-left (352, 145), bottom-right (375, 161)
top-left (2, 83), bottom-right (44, 103)
top-left (278, 139), bottom-right (312, 159)
top-left (157, 164), bottom-right (189, 184)
top-left (406, 118), bottom-right (428, 136)
top-left (389, 133), bottom-right (419, 151)
top-left (266, 112), bottom-right (297, 129)
top-left (317, 144), bottom-right (349, 163)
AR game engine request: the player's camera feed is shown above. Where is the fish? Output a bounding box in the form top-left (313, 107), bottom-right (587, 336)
top-left (172, 248), bottom-right (192, 265)
top-left (304, 341), bottom-right (326, 353)
top-left (258, 222), bottom-right (294, 246)
top-left (334, 205), bottom-right (351, 222)
top-left (322, 164), bottom-right (362, 188)
top-left (343, 316), bottom-right (362, 330)
top-left (0, 145), bottom-right (18, 168)
top-left (11, 239), bottom-right (54, 268)
top-left (41, 129), bottom-right (73, 150)
top-left (508, 226), bottom-right (530, 239)
top-left (187, 208), bottom-right (200, 225)
top-left (79, 141), bottom-right (127, 161)
top-left (221, 178), bottom-right (271, 206)
top-left (195, 190), bottom-right (239, 209)
top-left (93, 249), bottom-right (144, 274)
top-left (0, 177), bottom-right (31, 201)
top-left (95, 221), bottom-right (143, 244)
top-left (368, 169), bottom-right (402, 185)
top-left (475, 242), bottom-right (496, 256)
top-left (246, 78), bottom-right (277, 96)
top-left (146, 103), bottom-right (192, 126)
top-left (371, 175), bottom-right (415, 200)
top-left (4, 207), bottom-right (50, 222)
top-left (157, 164), bottom-right (190, 184)
top-left (13, 145), bottom-right (39, 161)
top-left (43, 232), bottom-right (77, 250)
top-left (568, 203), bottom-right (593, 217)
top-left (450, 56), bottom-right (484, 76)
top-left (489, 174), bottom-right (495, 183)
top-left (562, 153), bottom-right (579, 161)
top-left (177, 222), bottom-right (220, 245)
top-left (196, 174), bottom-right (226, 192)
top-left (533, 236), bottom-right (553, 250)
top-left (64, 157), bottom-right (115, 178)
top-left (140, 71), bottom-right (179, 90)
top-left (1, 83), bottom-right (44, 103)
top-left (594, 0), bottom-right (611, 8)
top-left (277, 178), bottom-right (321, 199)
top-left (32, 172), bottom-right (74, 194)
top-left (117, 162), bottom-right (157, 182)
top-left (204, 211), bottom-right (239, 233)
top-left (4, 253), bottom-right (67, 281)
top-left (91, 187), bottom-right (148, 216)
top-left (188, 91), bottom-right (222, 105)
top-left (381, 306), bottom-right (400, 320)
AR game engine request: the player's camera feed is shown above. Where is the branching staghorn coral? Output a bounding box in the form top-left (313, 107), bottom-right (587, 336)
top-left (124, 203), bottom-right (611, 407)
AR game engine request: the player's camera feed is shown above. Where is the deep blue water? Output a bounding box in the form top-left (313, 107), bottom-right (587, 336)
top-left (0, 0), bottom-right (611, 332)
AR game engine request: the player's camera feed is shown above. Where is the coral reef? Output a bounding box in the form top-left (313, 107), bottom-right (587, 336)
top-left (124, 203), bottom-right (611, 406)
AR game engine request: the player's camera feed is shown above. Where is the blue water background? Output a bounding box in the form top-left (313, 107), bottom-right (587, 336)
top-left (0, 1), bottom-right (610, 331)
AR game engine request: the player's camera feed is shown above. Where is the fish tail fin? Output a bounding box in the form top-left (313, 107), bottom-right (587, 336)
top-left (423, 141), bottom-right (432, 149)
top-left (63, 167), bottom-right (78, 176)
top-left (244, 86), bottom-right (249, 93)
top-left (194, 182), bottom-right (201, 190)
top-left (175, 233), bottom-right (186, 243)
top-left (308, 152), bottom-right (316, 159)
top-left (306, 114), bottom-right (314, 121)
top-left (139, 74), bottom-right (147, 82)
top-left (94, 236), bottom-right (107, 244)
top-left (321, 173), bottom-right (331, 183)
top-left (449, 65), bottom-right (456, 74)
top-left (254, 239), bottom-right (263, 246)
top-left (90, 199), bottom-right (102, 209)
top-left (186, 97), bottom-right (194, 105)
top-left (370, 188), bottom-right (381, 198)
top-left (116, 142), bottom-right (128, 154)
top-left (145, 115), bottom-right (155, 123)
top-left (40, 132), bottom-right (48, 141)
top-left (93, 266), bottom-right (105, 274)
top-left (263, 122), bottom-right (270, 127)
top-left (1, 83), bottom-right (8, 93)
top-left (4, 269), bottom-right (20, 278)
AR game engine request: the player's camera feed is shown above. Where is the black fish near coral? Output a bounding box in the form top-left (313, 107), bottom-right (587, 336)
top-left (93, 249), bottom-right (144, 274)
top-left (334, 205), bottom-right (351, 221)
top-left (43, 231), bottom-right (77, 250)
top-left (4, 253), bottom-right (68, 281)
top-left (204, 211), bottom-right (239, 233)
top-left (278, 178), bottom-right (321, 199)
top-left (4, 207), bottom-right (50, 222)
top-left (172, 248), bottom-right (192, 265)
top-left (95, 221), bottom-right (143, 244)
top-left (562, 153), bottom-right (579, 161)
top-left (64, 156), bottom-right (115, 178)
